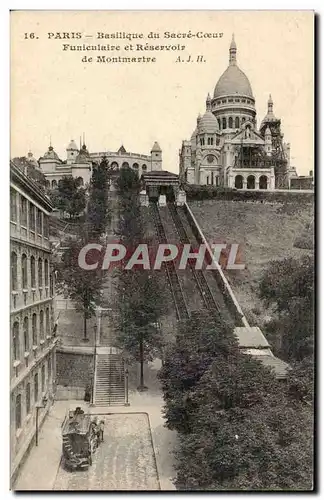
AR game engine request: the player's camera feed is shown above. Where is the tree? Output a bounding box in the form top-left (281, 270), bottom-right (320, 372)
top-left (50, 176), bottom-right (87, 219)
top-left (259, 255), bottom-right (314, 362)
top-left (59, 231), bottom-right (102, 341)
top-left (87, 157), bottom-right (110, 236)
top-left (115, 165), bottom-right (165, 389)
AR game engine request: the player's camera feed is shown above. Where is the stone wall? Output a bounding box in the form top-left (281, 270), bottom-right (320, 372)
top-left (56, 351), bottom-right (93, 390)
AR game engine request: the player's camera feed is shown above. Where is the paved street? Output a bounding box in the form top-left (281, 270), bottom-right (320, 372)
top-left (53, 414), bottom-right (160, 491)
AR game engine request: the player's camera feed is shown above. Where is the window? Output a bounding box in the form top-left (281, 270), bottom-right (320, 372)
top-left (217, 119), bottom-right (221, 129)
top-left (228, 98), bottom-right (233, 103)
top-left (45, 308), bottom-right (50, 336)
top-left (122, 162), bottom-right (129, 168)
top-left (142, 164), bottom-right (147, 171)
top-left (26, 383), bottom-right (31, 414)
top-left (32, 313), bottom-right (37, 345)
top-left (229, 117), bottom-right (233, 128)
top-left (37, 209), bottom-right (42, 235)
top-left (23, 316), bottom-right (29, 352)
top-left (235, 98), bottom-right (240, 102)
top-left (51, 180), bottom-right (57, 189)
top-left (15, 394), bottom-right (22, 430)
top-left (40, 310), bottom-right (44, 340)
top-left (76, 177), bottom-right (84, 187)
top-left (38, 258), bottom-right (43, 288)
top-left (21, 254), bottom-right (28, 289)
top-left (41, 365), bottom-right (45, 393)
top-left (11, 252), bottom-right (18, 291)
top-left (50, 273), bottom-right (54, 297)
top-left (235, 117), bottom-right (240, 128)
top-left (43, 215), bottom-right (49, 238)
top-left (10, 189), bottom-right (17, 222)
top-left (29, 204), bottom-right (35, 231)
top-left (200, 138), bottom-right (205, 146)
top-left (242, 117), bottom-right (246, 124)
top-left (34, 373), bottom-right (39, 403)
top-left (20, 196), bottom-right (28, 227)
top-left (31, 256), bottom-right (36, 288)
top-left (222, 117), bottom-right (227, 129)
top-left (45, 260), bottom-right (49, 287)
top-left (207, 137), bottom-right (214, 145)
top-left (13, 321), bottom-right (20, 361)
top-left (133, 163), bottom-right (139, 170)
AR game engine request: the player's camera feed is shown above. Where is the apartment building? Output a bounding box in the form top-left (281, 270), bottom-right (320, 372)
top-left (10, 162), bottom-right (57, 482)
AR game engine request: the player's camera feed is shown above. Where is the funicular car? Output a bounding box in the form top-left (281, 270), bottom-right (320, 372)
top-left (61, 407), bottom-right (100, 471)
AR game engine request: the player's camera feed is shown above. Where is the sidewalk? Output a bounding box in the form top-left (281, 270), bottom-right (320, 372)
top-left (14, 361), bottom-right (176, 491)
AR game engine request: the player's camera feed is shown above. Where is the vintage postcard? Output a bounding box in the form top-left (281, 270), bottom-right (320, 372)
top-left (10, 10), bottom-right (314, 491)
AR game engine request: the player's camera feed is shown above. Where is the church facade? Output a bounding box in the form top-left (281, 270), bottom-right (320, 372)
top-left (38, 140), bottom-right (162, 189)
top-left (179, 36), bottom-right (297, 191)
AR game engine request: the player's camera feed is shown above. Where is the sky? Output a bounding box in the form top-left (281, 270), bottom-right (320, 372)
top-left (10, 10), bottom-right (314, 175)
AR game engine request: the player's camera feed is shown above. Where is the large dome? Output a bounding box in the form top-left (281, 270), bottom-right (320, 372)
top-left (213, 35), bottom-right (253, 99)
top-left (214, 64), bottom-right (253, 98)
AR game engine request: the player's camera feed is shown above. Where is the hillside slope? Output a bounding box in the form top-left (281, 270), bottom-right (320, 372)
top-left (189, 200), bottom-right (314, 324)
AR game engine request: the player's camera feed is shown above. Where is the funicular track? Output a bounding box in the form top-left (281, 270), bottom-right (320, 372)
top-left (149, 202), bottom-right (190, 321)
top-left (168, 203), bottom-right (221, 316)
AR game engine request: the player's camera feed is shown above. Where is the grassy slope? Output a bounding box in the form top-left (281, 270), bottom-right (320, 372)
top-left (189, 200), bottom-right (314, 325)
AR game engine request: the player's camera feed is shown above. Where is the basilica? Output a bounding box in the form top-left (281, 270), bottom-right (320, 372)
top-left (179, 35), bottom-right (299, 190)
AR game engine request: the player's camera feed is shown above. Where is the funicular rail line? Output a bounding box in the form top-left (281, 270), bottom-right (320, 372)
top-left (168, 203), bottom-right (221, 315)
top-left (149, 202), bottom-right (190, 321)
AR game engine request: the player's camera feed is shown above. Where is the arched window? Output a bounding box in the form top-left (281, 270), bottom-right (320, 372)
top-left (31, 256), bottom-right (36, 288)
top-left (241, 117), bottom-right (246, 124)
top-left (122, 162), bottom-right (129, 169)
top-left (229, 117), bottom-right (233, 128)
top-left (76, 177), bottom-right (84, 187)
top-left (40, 310), bottom-right (44, 340)
top-left (207, 137), bottom-right (214, 145)
top-left (13, 321), bottom-right (20, 361)
top-left (38, 258), bottom-right (43, 288)
top-left (51, 180), bottom-right (57, 189)
top-left (37, 209), bottom-right (42, 235)
top-left (235, 117), bottom-right (240, 128)
top-left (45, 259), bottom-right (49, 287)
top-left (142, 164), bottom-right (147, 171)
top-left (222, 117), bottom-right (227, 129)
top-left (259, 175), bottom-right (268, 190)
top-left (32, 313), bottom-right (37, 345)
top-left (34, 373), bottom-right (39, 403)
top-left (15, 394), bottom-right (22, 430)
top-left (46, 307), bottom-right (50, 336)
top-left (41, 365), bottom-right (45, 393)
top-left (11, 252), bottom-right (17, 291)
top-left (217, 119), bottom-right (221, 129)
top-left (235, 175), bottom-right (244, 189)
top-left (23, 316), bottom-right (29, 352)
top-left (247, 175), bottom-right (255, 190)
top-left (29, 204), bottom-right (35, 231)
top-left (21, 254), bottom-right (28, 289)
top-left (133, 163), bottom-right (139, 170)
top-left (26, 383), bottom-right (31, 415)
top-left (110, 162), bottom-right (119, 170)
top-left (200, 138), bottom-right (205, 146)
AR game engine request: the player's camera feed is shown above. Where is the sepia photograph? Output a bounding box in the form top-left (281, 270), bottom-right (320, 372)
top-left (9, 9), bottom-right (314, 491)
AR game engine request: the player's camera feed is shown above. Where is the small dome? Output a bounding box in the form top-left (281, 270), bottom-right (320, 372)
top-left (67, 139), bottom-right (78, 150)
top-left (151, 141), bottom-right (162, 152)
top-left (214, 64), bottom-right (253, 98)
top-left (198, 110), bottom-right (219, 133)
top-left (260, 94), bottom-right (280, 128)
top-left (75, 144), bottom-right (90, 164)
top-left (41, 145), bottom-right (61, 161)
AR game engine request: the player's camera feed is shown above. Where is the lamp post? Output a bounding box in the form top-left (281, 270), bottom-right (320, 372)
top-left (35, 396), bottom-right (47, 446)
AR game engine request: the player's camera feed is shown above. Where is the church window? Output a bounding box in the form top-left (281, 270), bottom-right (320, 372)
top-left (207, 137), bottom-right (214, 145)
top-left (122, 162), bottom-right (130, 168)
top-left (235, 117), bottom-right (240, 128)
top-left (242, 99), bottom-right (246, 103)
top-left (242, 117), bottom-right (246, 124)
top-left (217, 119), bottom-right (221, 129)
top-left (247, 175), bottom-right (255, 189)
top-left (228, 98), bottom-right (233, 103)
top-left (235, 99), bottom-right (240, 102)
top-left (229, 117), bottom-right (233, 128)
top-left (222, 99), bottom-right (226, 103)
top-left (142, 164), bottom-right (147, 171)
top-left (133, 163), bottom-right (139, 170)
top-left (222, 117), bottom-right (227, 129)
top-left (200, 138), bottom-right (205, 146)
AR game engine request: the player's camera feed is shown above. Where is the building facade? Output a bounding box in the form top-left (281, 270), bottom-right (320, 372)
top-left (179, 35), bottom-right (299, 191)
top-left (38, 140), bottom-right (162, 189)
top-left (10, 163), bottom-right (58, 482)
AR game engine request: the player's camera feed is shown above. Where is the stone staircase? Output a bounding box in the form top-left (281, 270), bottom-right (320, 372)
top-left (93, 352), bottom-right (125, 406)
